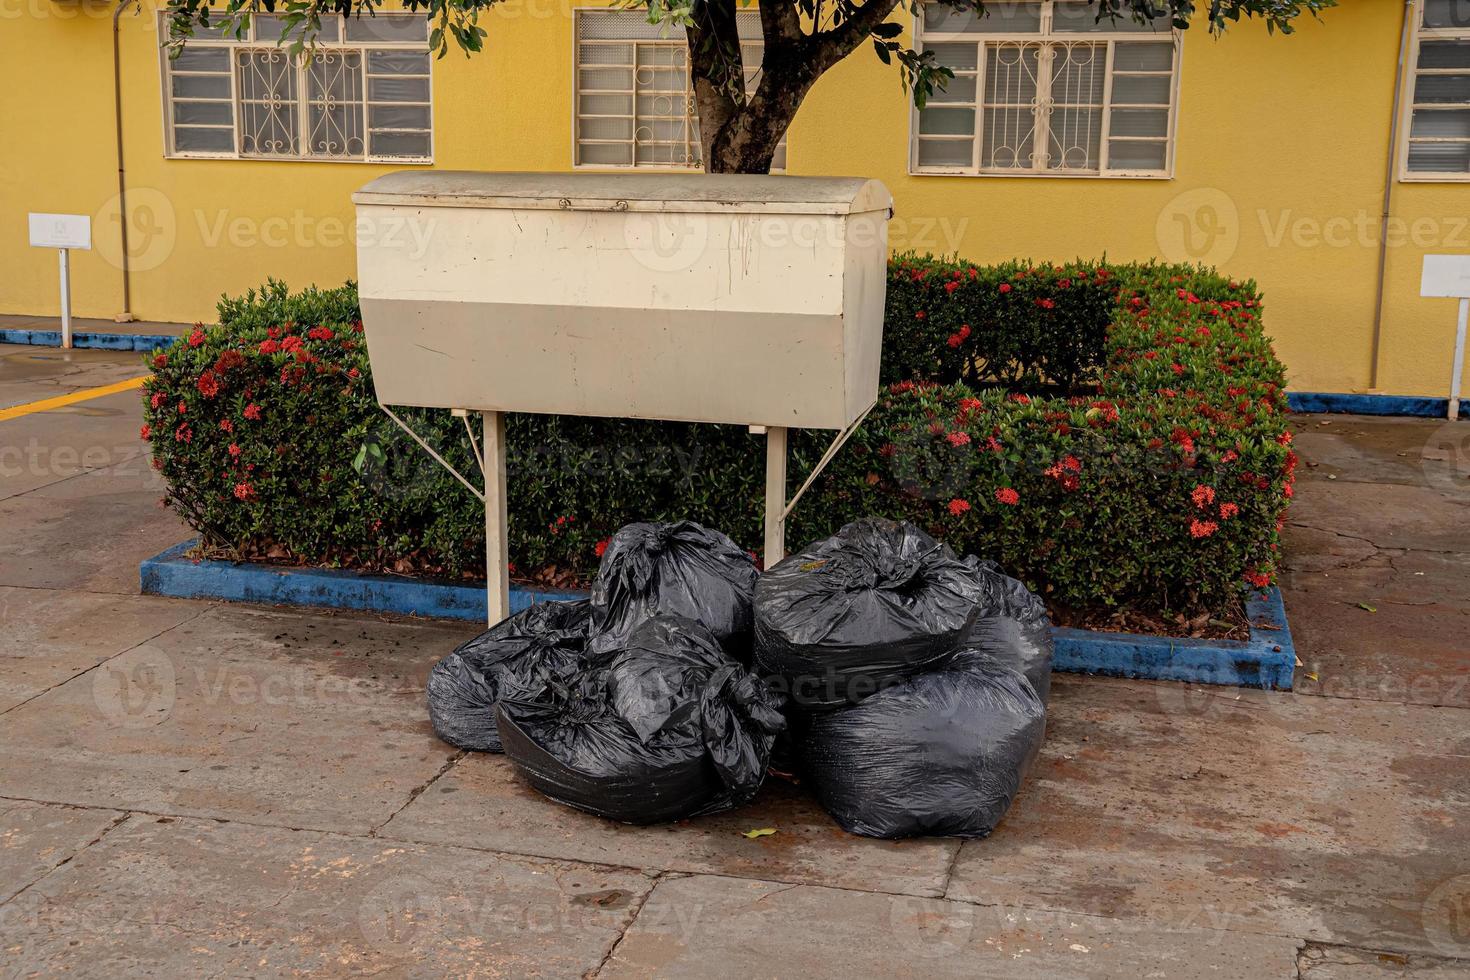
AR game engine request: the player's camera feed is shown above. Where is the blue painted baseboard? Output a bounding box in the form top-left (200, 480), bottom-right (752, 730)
top-left (0, 328), bottom-right (176, 352)
top-left (1287, 391), bottom-right (1466, 419)
top-left (141, 539), bottom-right (1295, 690)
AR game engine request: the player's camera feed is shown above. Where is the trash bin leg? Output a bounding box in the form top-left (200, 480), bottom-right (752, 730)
top-left (764, 426), bottom-right (787, 567)
top-left (482, 410), bottom-right (510, 626)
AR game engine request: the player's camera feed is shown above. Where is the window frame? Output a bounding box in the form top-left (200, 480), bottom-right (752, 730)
top-left (156, 12), bottom-right (434, 165)
top-left (570, 7), bottom-right (785, 172)
top-left (908, 0), bottom-right (1182, 180)
top-left (1398, 0), bottom-right (1470, 182)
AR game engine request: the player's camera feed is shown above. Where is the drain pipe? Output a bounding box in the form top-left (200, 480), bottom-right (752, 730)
top-left (112, 0), bottom-right (138, 323)
top-left (1369, 0), bottom-right (1416, 391)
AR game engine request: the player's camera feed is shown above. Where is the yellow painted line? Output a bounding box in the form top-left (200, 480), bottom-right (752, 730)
top-left (0, 375), bottom-right (150, 423)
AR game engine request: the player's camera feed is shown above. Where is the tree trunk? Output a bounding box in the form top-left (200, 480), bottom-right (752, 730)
top-left (689, 0), bottom-right (904, 174)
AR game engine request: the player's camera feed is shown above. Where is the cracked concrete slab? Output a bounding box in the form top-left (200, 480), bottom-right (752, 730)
top-left (0, 586), bottom-right (204, 713)
top-left (0, 391), bottom-right (149, 501)
top-left (1288, 416), bottom-right (1469, 491)
top-left (1298, 946), bottom-right (1470, 978)
top-left (0, 799), bottom-right (123, 904)
top-left (0, 345), bottom-right (150, 399)
top-left (0, 814), bottom-right (649, 977)
top-left (599, 873), bottom-right (1303, 979)
top-left (1285, 590), bottom-right (1470, 707)
top-left (945, 675), bottom-right (1470, 957)
top-left (0, 449), bottom-right (188, 594)
top-left (0, 604), bottom-right (477, 834)
top-left (383, 753), bottom-right (957, 898)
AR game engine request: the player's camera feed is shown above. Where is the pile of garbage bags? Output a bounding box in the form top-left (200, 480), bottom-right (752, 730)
top-left (426, 516), bottom-right (1052, 839)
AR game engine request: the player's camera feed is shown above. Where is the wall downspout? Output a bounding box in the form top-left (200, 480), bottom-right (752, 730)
top-left (112, 0), bottom-right (138, 322)
top-left (1369, 0), bottom-right (1416, 391)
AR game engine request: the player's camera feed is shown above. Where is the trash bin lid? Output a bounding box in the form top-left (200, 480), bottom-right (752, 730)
top-left (353, 171), bottom-right (893, 216)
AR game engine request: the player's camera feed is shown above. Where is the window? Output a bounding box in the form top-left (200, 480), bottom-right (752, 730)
top-left (1401, 0), bottom-right (1470, 179)
top-left (160, 14), bottom-right (432, 162)
top-left (574, 9), bottom-right (785, 169)
top-left (911, 0), bottom-right (1178, 177)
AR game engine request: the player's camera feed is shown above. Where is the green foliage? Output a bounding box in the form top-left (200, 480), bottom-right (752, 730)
top-left (142, 259), bottom-right (1293, 616)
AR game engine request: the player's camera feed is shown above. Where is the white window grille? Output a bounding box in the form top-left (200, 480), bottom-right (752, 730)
top-left (912, 0), bottom-right (1179, 178)
top-left (574, 9), bottom-right (786, 170)
top-left (1401, 0), bottom-right (1470, 179)
top-left (160, 13), bottom-right (432, 163)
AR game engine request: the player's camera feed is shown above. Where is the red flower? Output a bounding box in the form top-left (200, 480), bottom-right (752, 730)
top-left (994, 488), bottom-right (1019, 506)
top-left (1219, 502), bottom-right (1240, 519)
top-left (595, 538), bottom-right (610, 558)
top-left (1245, 570), bottom-right (1271, 589)
top-left (152, 353), bottom-right (168, 369)
top-left (947, 333), bottom-right (965, 348)
top-left (948, 498), bottom-right (971, 516)
top-left (1036, 298), bottom-right (1056, 310)
top-left (220, 418), bottom-right (234, 433)
top-left (998, 283), bottom-right (1013, 294)
top-left (1010, 393), bottom-right (1030, 405)
top-left (233, 482), bottom-right (256, 501)
top-left (150, 392), bottom-right (164, 409)
top-left (243, 403), bottom-right (262, 420)
top-left (196, 371), bottom-right (221, 399)
top-left (187, 327), bottom-right (205, 348)
top-left (1062, 455), bottom-right (1081, 473)
top-left (139, 424), bottom-right (151, 440)
top-left (280, 335), bottom-right (304, 353)
top-left (176, 400), bottom-right (187, 415)
top-left (1221, 449), bottom-right (1239, 463)
top-left (1191, 484), bottom-right (1215, 509)
top-left (1277, 430), bottom-right (1293, 446)
top-left (308, 325), bottom-right (334, 341)
top-left (945, 281), bottom-right (960, 295)
top-left (217, 350), bottom-right (245, 372)
top-left (914, 311), bottom-right (926, 321)
top-left (228, 443), bottom-right (241, 458)
top-left (174, 424), bottom-right (192, 444)
top-left (258, 339), bottom-right (280, 355)
top-left (1189, 518), bottom-right (1218, 539)
top-left (945, 431), bottom-right (971, 447)
top-left (347, 367), bottom-right (361, 379)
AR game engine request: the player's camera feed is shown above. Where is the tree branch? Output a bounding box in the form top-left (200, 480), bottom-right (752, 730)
top-left (812, 0), bottom-right (903, 69)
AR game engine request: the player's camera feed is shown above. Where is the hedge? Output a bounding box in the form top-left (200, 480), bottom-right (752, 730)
top-left (141, 258), bottom-right (1292, 616)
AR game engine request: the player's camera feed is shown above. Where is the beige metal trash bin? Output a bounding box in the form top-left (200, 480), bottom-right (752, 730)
top-left (353, 171), bottom-right (893, 622)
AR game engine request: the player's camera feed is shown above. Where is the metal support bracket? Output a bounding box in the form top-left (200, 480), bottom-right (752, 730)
top-left (755, 403), bottom-right (873, 567)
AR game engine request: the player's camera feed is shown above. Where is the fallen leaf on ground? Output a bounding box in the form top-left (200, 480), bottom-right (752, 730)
top-left (741, 828), bottom-right (777, 839)
top-left (1356, 602), bottom-right (1377, 613)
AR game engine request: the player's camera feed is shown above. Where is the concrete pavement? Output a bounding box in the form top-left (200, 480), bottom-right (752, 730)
top-left (1, 343), bottom-right (1468, 978)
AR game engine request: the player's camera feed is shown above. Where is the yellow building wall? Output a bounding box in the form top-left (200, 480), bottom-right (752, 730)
top-left (1, 0), bottom-right (1466, 396)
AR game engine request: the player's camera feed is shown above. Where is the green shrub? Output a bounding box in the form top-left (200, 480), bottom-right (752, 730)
top-left (142, 259), bottom-right (1293, 616)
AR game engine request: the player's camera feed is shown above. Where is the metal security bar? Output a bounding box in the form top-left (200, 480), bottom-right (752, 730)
top-left (159, 13), bottom-right (432, 163)
top-left (1401, 0), bottom-right (1470, 179)
top-left (574, 9), bottom-right (787, 170)
top-left (913, 0), bottom-right (1178, 178)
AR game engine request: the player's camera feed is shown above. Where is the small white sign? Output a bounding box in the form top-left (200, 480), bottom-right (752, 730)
top-left (1421, 254), bottom-right (1470, 298)
top-left (28, 212), bottom-right (91, 251)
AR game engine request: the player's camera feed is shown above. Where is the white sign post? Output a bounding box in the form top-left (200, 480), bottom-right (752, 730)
top-left (28, 213), bottom-right (92, 350)
top-left (1420, 254), bottom-right (1470, 421)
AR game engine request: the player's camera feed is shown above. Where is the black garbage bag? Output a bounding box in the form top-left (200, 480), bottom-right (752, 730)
top-left (800, 646), bottom-right (1046, 839)
top-left (754, 518), bottom-right (984, 710)
top-left (498, 615), bottom-right (786, 824)
top-left (963, 557), bottom-right (1055, 705)
top-left (590, 521), bottom-right (759, 661)
top-left (426, 600), bottom-right (592, 753)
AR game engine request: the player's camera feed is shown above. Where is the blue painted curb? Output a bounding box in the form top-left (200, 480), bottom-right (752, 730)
top-left (1288, 391), bottom-right (1467, 419)
top-left (1052, 587), bottom-right (1293, 690)
top-left (0, 328), bottom-right (177, 352)
top-left (140, 540), bottom-right (585, 621)
top-left (141, 539), bottom-right (1295, 690)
